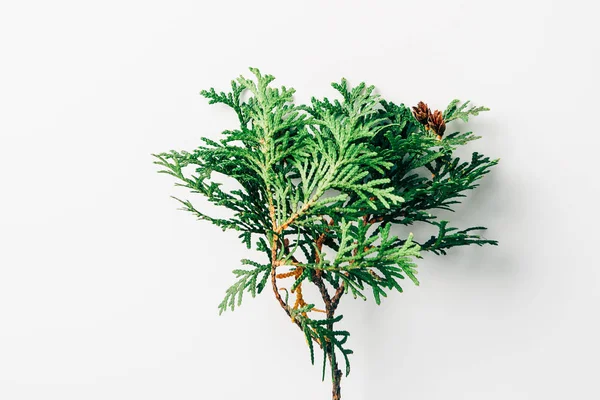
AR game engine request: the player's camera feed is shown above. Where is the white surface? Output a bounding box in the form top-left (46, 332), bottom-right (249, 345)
top-left (1, 1), bottom-right (599, 399)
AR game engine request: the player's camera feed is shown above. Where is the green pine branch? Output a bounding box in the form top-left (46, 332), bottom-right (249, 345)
top-left (154, 68), bottom-right (498, 400)
top-left (218, 259), bottom-right (271, 315)
top-left (443, 99), bottom-right (490, 123)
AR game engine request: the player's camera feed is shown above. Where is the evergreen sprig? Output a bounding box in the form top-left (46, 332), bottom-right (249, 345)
top-left (154, 68), bottom-right (498, 400)
top-left (218, 259), bottom-right (271, 315)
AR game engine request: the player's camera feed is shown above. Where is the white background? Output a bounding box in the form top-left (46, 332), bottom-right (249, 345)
top-left (1, 1), bottom-right (599, 399)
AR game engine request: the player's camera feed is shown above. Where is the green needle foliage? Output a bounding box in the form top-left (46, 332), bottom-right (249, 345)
top-left (153, 68), bottom-right (498, 400)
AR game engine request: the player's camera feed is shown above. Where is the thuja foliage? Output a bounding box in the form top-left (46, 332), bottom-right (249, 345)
top-left (154, 68), bottom-right (497, 400)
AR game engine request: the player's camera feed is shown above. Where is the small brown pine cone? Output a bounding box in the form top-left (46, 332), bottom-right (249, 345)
top-left (428, 110), bottom-right (446, 139)
top-left (412, 101), bottom-right (431, 125)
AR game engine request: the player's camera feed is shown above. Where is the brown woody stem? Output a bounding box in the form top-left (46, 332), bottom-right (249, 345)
top-left (312, 224), bottom-right (344, 400)
top-left (271, 204), bottom-right (346, 399)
